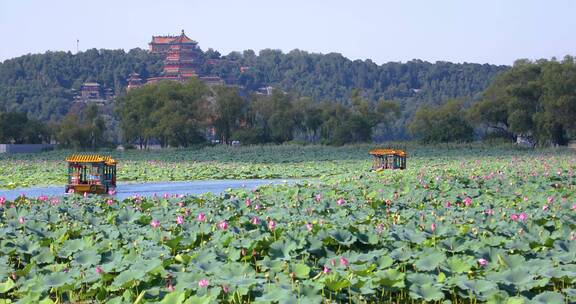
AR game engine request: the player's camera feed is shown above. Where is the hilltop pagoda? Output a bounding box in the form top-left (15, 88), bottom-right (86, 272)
top-left (148, 30), bottom-right (201, 82)
top-left (126, 73), bottom-right (143, 91)
top-left (126, 30), bottom-right (224, 90)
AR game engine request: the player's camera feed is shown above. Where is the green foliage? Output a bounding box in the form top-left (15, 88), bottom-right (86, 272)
top-left (240, 90), bottom-right (401, 145)
top-left (0, 48), bottom-right (163, 121)
top-left (212, 86), bottom-right (247, 144)
top-left (117, 79), bottom-right (209, 148)
top-left (408, 99), bottom-right (474, 143)
top-left (469, 56), bottom-right (576, 145)
top-left (0, 111), bottom-right (50, 144)
top-left (53, 103), bottom-right (108, 149)
top-left (207, 50), bottom-right (505, 107)
top-left (0, 48), bottom-right (505, 140)
top-left (0, 145), bottom-right (574, 302)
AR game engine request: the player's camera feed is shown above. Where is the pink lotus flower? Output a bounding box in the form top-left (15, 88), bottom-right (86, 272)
top-left (0, 196), bottom-right (5, 205)
top-left (218, 221), bottom-right (228, 230)
top-left (254, 204), bottom-right (261, 211)
top-left (464, 197), bottom-right (472, 207)
top-left (315, 194), bottom-right (322, 202)
top-left (518, 212), bottom-right (527, 222)
top-left (323, 266), bottom-right (331, 274)
top-left (430, 223), bottom-right (436, 232)
top-left (178, 201), bottom-right (184, 208)
top-left (163, 193), bottom-right (169, 199)
top-left (478, 258), bottom-right (488, 267)
top-left (50, 198), bottom-right (60, 206)
top-left (151, 219), bottom-right (160, 228)
top-left (485, 209), bottom-right (494, 216)
top-left (571, 204), bottom-right (576, 211)
top-left (339, 257), bottom-right (349, 267)
top-left (108, 189), bottom-right (116, 195)
top-left (337, 198), bottom-right (346, 206)
top-left (95, 266), bottom-right (103, 274)
top-left (167, 284), bottom-right (175, 292)
top-left (510, 214), bottom-right (519, 221)
top-left (306, 223), bottom-right (313, 231)
top-left (245, 198), bottom-right (251, 207)
top-left (107, 199), bottom-right (114, 206)
top-left (222, 284), bottom-right (230, 293)
top-left (547, 196), bottom-right (554, 204)
top-left (198, 279), bottom-right (209, 288)
top-left (445, 202), bottom-right (452, 208)
top-left (268, 220), bottom-right (276, 230)
top-left (38, 195), bottom-right (48, 202)
top-left (543, 205), bottom-right (549, 211)
top-left (18, 217), bottom-right (25, 225)
top-left (83, 192), bottom-right (88, 198)
top-left (176, 216), bottom-right (184, 225)
top-left (197, 213), bottom-right (206, 222)
top-left (251, 217), bottom-right (260, 225)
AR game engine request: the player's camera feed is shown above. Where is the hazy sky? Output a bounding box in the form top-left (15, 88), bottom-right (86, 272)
top-left (1, 0), bottom-right (574, 65)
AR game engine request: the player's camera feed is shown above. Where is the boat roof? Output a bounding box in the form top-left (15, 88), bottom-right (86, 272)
top-left (369, 148), bottom-right (407, 157)
top-left (66, 154), bottom-right (117, 165)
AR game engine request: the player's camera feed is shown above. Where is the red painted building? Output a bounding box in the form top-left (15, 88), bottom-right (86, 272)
top-left (149, 30), bottom-right (201, 79)
top-left (127, 30), bottom-right (223, 90)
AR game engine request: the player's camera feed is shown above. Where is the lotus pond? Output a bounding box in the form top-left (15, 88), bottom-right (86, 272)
top-left (0, 145), bottom-right (575, 303)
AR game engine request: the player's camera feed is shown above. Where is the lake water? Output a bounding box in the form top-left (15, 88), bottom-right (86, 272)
top-left (0, 179), bottom-right (295, 200)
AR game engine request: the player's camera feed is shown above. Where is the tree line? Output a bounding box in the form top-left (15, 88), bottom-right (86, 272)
top-left (117, 79), bottom-right (401, 147)
top-left (409, 56), bottom-right (576, 145)
top-left (0, 47), bottom-right (505, 134)
top-left (1, 46), bottom-right (573, 147)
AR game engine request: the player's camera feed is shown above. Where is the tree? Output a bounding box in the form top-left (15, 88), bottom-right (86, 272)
top-left (0, 111), bottom-right (49, 144)
top-left (409, 99), bottom-right (474, 143)
top-left (212, 86), bottom-right (247, 144)
top-left (117, 78), bottom-right (209, 148)
top-left (469, 57), bottom-right (576, 145)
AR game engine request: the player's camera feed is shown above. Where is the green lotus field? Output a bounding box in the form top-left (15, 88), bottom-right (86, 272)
top-left (0, 144), bottom-right (575, 303)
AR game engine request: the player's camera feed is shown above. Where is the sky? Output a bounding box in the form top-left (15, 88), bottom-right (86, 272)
top-left (1, 0), bottom-right (575, 65)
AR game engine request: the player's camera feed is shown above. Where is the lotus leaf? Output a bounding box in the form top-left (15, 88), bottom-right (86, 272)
top-left (415, 250), bottom-right (446, 271)
top-left (409, 284), bottom-right (445, 301)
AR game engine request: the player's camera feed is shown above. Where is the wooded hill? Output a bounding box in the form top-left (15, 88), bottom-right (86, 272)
top-left (0, 47), bottom-right (507, 124)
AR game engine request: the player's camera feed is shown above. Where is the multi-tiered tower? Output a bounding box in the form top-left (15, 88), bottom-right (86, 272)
top-left (126, 30), bottom-right (223, 90)
top-left (148, 30), bottom-right (201, 82)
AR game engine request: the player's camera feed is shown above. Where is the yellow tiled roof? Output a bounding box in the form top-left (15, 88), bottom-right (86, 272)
top-left (66, 154), bottom-right (117, 165)
top-left (369, 148), bottom-right (407, 157)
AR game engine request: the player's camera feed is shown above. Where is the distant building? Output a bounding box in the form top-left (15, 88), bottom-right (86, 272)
top-left (126, 73), bottom-right (143, 91)
top-left (135, 30), bottom-right (223, 87)
top-left (74, 82), bottom-right (114, 104)
top-left (149, 30), bottom-right (201, 78)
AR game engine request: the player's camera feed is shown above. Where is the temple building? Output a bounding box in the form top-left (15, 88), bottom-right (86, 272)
top-left (73, 82), bottom-right (113, 104)
top-left (126, 73), bottom-right (143, 91)
top-left (149, 30), bottom-right (201, 79)
top-left (127, 30), bottom-right (224, 90)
